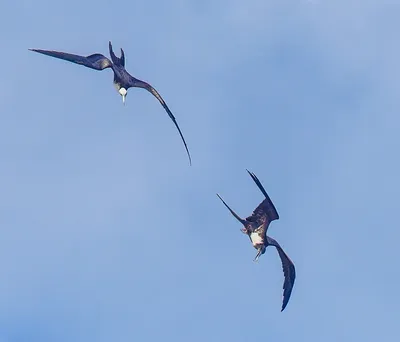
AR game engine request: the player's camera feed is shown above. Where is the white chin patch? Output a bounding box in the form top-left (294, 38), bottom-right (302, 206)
top-left (119, 88), bottom-right (127, 96)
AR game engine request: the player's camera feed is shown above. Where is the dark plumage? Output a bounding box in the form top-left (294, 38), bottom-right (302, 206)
top-left (29, 41), bottom-right (191, 165)
top-left (217, 170), bottom-right (296, 311)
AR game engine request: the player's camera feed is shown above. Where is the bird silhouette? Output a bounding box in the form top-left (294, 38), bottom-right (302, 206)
top-left (217, 170), bottom-right (296, 311)
top-left (29, 41), bottom-right (191, 165)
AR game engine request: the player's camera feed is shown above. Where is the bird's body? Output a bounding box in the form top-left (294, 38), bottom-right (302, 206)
top-left (250, 230), bottom-right (263, 246)
top-left (217, 170), bottom-right (296, 311)
top-left (29, 41), bottom-right (191, 165)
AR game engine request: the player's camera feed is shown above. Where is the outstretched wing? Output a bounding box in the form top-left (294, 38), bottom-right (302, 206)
top-left (127, 77), bottom-right (192, 165)
top-left (216, 194), bottom-right (246, 225)
top-left (29, 48), bottom-right (112, 71)
top-left (245, 170), bottom-right (279, 232)
top-left (267, 237), bottom-right (296, 312)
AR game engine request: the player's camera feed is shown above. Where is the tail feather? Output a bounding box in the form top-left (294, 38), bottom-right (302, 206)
top-left (108, 41), bottom-right (125, 67)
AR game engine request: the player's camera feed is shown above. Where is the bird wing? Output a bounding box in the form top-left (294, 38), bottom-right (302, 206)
top-left (216, 194), bottom-right (246, 225)
top-left (245, 170), bottom-right (279, 232)
top-left (29, 48), bottom-right (113, 71)
top-left (127, 77), bottom-right (192, 165)
top-left (267, 237), bottom-right (296, 312)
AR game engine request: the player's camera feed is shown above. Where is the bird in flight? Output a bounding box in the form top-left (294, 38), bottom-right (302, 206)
top-left (217, 170), bottom-right (296, 311)
top-left (29, 41), bottom-right (191, 165)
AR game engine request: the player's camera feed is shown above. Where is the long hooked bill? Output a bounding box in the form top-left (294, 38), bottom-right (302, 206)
top-left (254, 249), bottom-right (262, 262)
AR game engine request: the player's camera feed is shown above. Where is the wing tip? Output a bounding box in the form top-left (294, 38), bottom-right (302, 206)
top-left (281, 293), bottom-right (290, 312)
top-left (246, 169), bottom-right (258, 183)
top-left (281, 295), bottom-right (291, 312)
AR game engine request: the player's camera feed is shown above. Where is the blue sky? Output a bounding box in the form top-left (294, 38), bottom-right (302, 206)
top-left (1, 0), bottom-right (399, 341)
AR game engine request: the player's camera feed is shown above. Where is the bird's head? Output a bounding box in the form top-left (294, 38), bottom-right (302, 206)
top-left (119, 87), bottom-right (127, 105)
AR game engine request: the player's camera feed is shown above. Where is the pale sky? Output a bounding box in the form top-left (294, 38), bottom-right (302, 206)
top-left (1, 1), bottom-right (399, 341)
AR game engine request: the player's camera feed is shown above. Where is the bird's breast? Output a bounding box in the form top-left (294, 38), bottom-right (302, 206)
top-left (250, 232), bottom-right (263, 247)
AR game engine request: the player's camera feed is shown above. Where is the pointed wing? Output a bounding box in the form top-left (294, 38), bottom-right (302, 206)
top-left (127, 77), bottom-right (192, 165)
top-left (267, 237), bottom-right (296, 312)
top-left (216, 194), bottom-right (246, 225)
top-left (245, 170), bottom-right (279, 232)
top-left (29, 48), bottom-right (112, 71)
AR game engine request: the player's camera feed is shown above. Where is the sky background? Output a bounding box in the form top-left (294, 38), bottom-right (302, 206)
top-left (1, 0), bottom-right (400, 341)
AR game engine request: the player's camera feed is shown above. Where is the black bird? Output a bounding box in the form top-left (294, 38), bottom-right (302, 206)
top-left (216, 170), bottom-right (296, 311)
top-left (29, 41), bottom-right (191, 165)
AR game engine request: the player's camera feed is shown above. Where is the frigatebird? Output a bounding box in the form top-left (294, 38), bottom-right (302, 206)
top-left (216, 170), bottom-right (296, 311)
top-left (29, 41), bottom-right (191, 165)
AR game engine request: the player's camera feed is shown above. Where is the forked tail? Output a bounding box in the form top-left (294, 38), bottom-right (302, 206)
top-left (109, 41), bottom-right (125, 67)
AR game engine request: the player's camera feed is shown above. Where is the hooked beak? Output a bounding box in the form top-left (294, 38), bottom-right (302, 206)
top-left (253, 248), bottom-right (263, 262)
